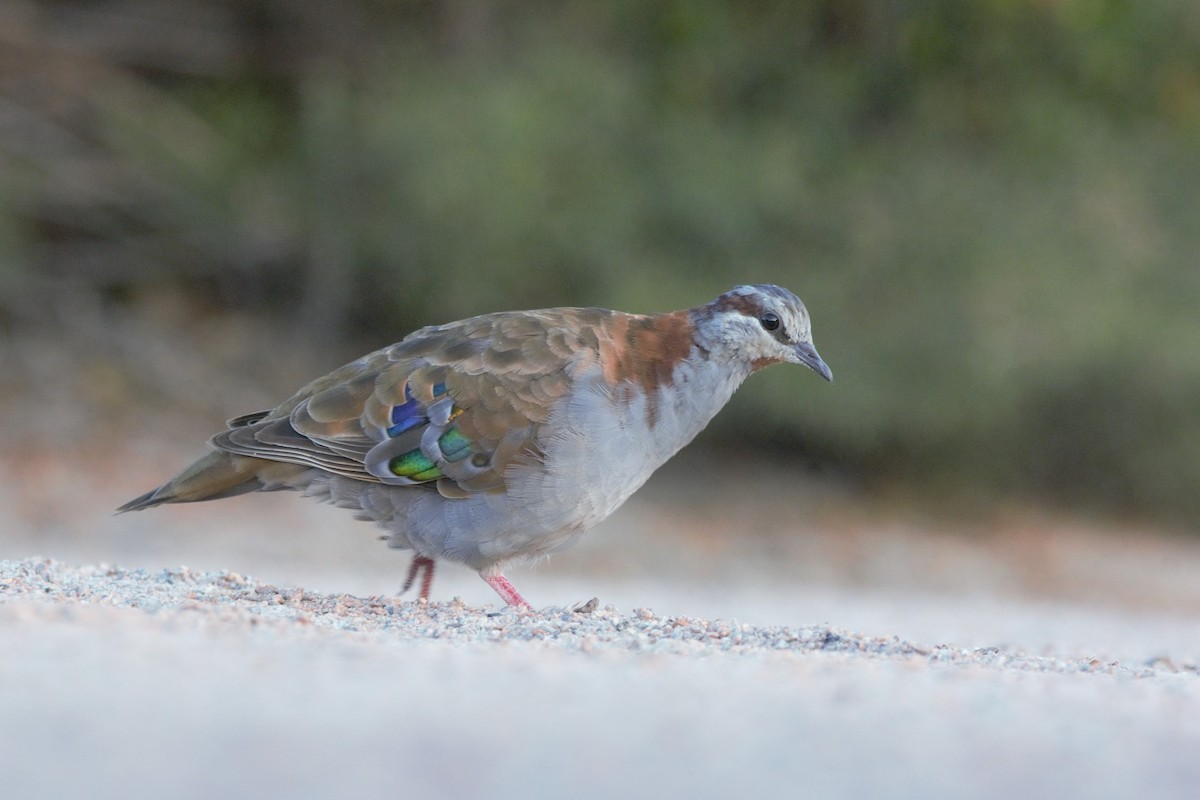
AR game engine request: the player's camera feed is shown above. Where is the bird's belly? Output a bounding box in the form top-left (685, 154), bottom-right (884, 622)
top-left (453, 441), bottom-right (655, 568)
top-left (408, 383), bottom-right (682, 569)
top-left (381, 370), bottom-right (736, 571)
top-left (486, 378), bottom-right (708, 554)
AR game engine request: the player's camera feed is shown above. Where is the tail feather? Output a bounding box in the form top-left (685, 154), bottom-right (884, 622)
top-left (117, 451), bottom-right (267, 513)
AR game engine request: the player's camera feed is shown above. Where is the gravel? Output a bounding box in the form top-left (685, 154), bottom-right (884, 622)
top-left (3, 558), bottom-right (1192, 676)
top-left (3, 557), bottom-right (1200, 800)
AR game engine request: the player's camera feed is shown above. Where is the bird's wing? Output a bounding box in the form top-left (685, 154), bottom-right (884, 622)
top-left (211, 308), bottom-right (611, 496)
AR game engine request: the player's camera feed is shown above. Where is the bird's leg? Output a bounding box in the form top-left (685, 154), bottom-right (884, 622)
top-left (482, 573), bottom-right (531, 609)
top-left (401, 555), bottom-right (436, 601)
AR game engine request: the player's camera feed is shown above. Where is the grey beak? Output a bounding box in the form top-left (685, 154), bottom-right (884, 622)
top-left (794, 341), bottom-right (833, 382)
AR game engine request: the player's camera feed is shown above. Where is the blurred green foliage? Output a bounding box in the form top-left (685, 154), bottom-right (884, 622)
top-left (4, 0), bottom-right (1200, 523)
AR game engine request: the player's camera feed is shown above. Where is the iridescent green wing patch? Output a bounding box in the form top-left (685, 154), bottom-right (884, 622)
top-left (387, 448), bottom-right (443, 481)
top-left (437, 427), bottom-right (471, 462)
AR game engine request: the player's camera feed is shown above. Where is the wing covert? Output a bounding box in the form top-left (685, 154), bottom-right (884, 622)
top-left (209, 308), bottom-right (599, 496)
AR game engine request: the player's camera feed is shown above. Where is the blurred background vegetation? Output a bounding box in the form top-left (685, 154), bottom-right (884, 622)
top-left (2, 0), bottom-right (1199, 526)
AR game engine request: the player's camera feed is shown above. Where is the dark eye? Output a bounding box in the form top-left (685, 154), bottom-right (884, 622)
top-left (759, 312), bottom-right (780, 332)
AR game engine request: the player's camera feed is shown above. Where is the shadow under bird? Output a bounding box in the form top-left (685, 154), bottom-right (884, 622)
top-left (119, 284), bottom-right (832, 607)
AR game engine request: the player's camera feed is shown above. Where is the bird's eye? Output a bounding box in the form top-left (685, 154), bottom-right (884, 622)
top-left (759, 312), bottom-right (781, 332)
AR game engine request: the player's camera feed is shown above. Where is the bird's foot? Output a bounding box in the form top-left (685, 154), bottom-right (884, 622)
top-left (400, 555), bottom-right (436, 601)
top-left (482, 573), bottom-right (531, 609)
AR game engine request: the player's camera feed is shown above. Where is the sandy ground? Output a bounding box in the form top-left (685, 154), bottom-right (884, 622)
top-left (3, 440), bottom-right (1200, 799)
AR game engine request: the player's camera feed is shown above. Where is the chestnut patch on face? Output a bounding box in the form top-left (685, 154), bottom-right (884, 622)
top-left (711, 291), bottom-right (763, 317)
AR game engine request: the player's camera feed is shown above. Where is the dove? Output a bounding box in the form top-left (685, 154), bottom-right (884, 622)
top-left (119, 284), bottom-right (832, 607)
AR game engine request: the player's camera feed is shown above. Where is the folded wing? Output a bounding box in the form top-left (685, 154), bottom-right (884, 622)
top-left (211, 309), bottom-right (601, 497)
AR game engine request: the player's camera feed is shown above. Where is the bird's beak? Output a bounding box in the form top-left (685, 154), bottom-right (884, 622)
top-left (794, 341), bottom-right (833, 382)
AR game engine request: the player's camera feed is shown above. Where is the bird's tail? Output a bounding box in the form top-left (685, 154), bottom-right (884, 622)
top-left (116, 451), bottom-right (268, 513)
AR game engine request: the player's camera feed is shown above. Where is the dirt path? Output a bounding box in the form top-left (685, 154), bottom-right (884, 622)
top-left (4, 439), bottom-right (1200, 799)
top-left (2, 557), bottom-right (1199, 800)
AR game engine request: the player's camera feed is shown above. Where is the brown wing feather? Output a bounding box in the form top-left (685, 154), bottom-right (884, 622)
top-left (209, 308), bottom-right (613, 494)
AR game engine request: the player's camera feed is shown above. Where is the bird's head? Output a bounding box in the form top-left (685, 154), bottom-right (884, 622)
top-left (696, 284), bottom-right (832, 381)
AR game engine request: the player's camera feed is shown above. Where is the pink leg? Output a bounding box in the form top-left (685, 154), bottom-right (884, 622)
top-left (482, 573), bottom-right (531, 609)
top-left (401, 556), bottom-right (436, 601)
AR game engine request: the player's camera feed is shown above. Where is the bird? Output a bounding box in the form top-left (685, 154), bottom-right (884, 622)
top-left (118, 284), bottom-right (832, 608)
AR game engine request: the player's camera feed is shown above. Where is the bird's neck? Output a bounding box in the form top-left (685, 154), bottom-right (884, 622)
top-left (595, 309), bottom-right (698, 396)
top-left (587, 309), bottom-right (750, 444)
